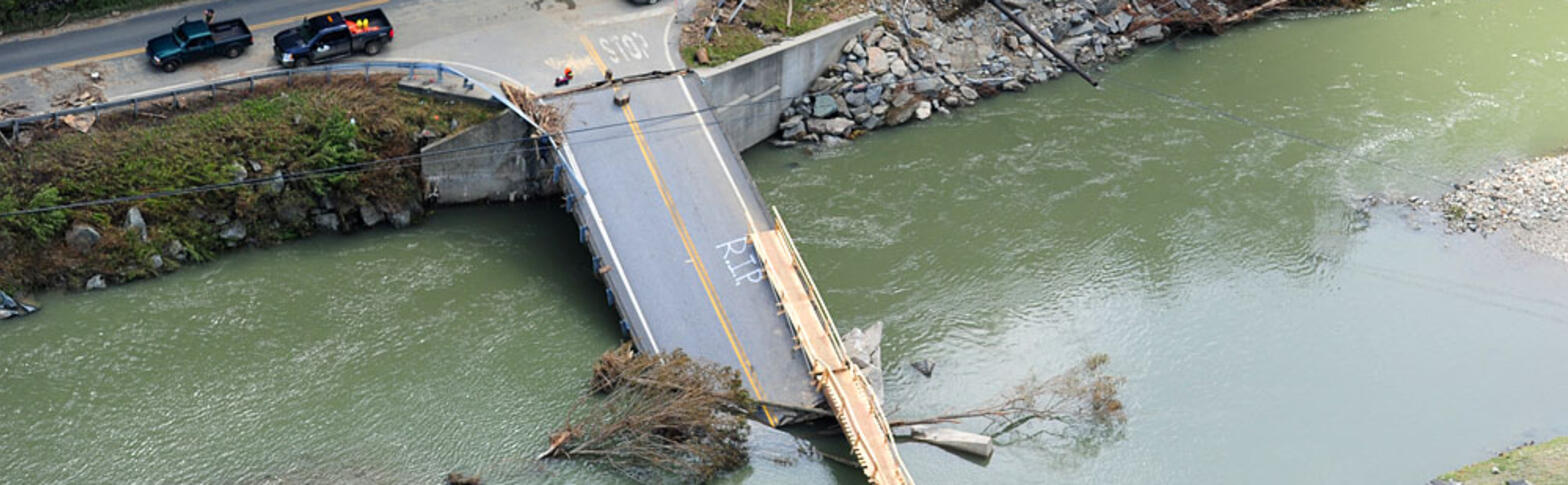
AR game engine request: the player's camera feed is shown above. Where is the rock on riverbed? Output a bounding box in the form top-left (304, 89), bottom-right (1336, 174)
top-left (1442, 153), bottom-right (1568, 264)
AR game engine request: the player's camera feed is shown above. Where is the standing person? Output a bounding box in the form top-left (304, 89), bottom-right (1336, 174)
top-left (203, 8), bottom-right (215, 24)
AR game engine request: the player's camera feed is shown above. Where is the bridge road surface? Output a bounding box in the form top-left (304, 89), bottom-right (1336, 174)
top-left (552, 72), bottom-right (821, 425)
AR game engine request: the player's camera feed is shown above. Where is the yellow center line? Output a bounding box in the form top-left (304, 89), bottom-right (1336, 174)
top-left (0, 0), bottom-right (389, 81)
top-left (580, 35), bottom-right (780, 427)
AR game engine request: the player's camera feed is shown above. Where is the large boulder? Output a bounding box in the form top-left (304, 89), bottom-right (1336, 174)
top-left (219, 222), bottom-right (247, 242)
top-left (811, 95), bottom-right (839, 118)
top-left (866, 47), bottom-right (890, 75)
top-left (360, 203), bottom-right (384, 228)
top-left (124, 208), bottom-right (148, 242)
top-left (1133, 24), bottom-right (1167, 43)
top-left (806, 117), bottom-right (856, 137)
top-left (66, 225), bottom-right (102, 253)
top-left (389, 209), bottom-right (412, 229)
top-left (314, 213), bottom-right (341, 233)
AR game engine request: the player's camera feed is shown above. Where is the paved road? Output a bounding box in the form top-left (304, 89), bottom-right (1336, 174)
top-left (555, 74), bottom-right (820, 423)
top-left (548, 11), bottom-right (822, 422)
top-left (0, 0), bottom-right (398, 75)
top-left (0, 0), bottom-right (824, 423)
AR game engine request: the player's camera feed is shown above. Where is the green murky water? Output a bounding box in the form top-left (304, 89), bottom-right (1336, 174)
top-left (7, 0), bottom-right (1568, 482)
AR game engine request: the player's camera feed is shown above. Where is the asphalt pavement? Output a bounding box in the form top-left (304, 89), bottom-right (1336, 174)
top-left (1, 0), bottom-right (824, 424)
top-left (0, 0), bottom-right (401, 75)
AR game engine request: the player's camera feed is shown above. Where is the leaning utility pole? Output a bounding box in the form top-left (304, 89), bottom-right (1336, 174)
top-left (985, 0), bottom-right (1099, 87)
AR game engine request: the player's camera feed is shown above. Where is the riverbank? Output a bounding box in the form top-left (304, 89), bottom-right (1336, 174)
top-left (1435, 437), bottom-right (1568, 485)
top-left (0, 74), bottom-right (495, 294)
top-left (774, 0), bottom-right (1367, 146)
top-left (1440, 152), bottom-right (1568, 266)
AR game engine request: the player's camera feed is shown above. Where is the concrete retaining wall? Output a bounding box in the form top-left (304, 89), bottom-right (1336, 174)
top-left (421, 110), bottom-right (558, 205)
top-left (697, 13), bottom-right (880, 152)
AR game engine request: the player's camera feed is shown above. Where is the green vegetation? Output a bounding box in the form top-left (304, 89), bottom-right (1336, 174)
top-left (1438, 437), bottom-right (1568, 485)
top-left (740, 0), bottom-right (830, 37)
top-left (681, 29), bottom-right (766, 67)
top-left (681, 0), bottom-right (868, 68)
top-left (0, 0), bottom-right (185, 35)
top-left (0, 75), bottom-right (495, 291)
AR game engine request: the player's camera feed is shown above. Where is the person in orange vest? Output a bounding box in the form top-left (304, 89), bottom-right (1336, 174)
top-left (554, 67), bottom-right (574, 87)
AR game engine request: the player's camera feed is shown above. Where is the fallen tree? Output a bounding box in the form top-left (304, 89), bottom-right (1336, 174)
top-left (539, 343), bottom-right (754, 484)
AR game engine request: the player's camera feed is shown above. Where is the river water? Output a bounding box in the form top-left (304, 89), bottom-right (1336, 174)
top-left (6, 0), bottom-right (1568, 483)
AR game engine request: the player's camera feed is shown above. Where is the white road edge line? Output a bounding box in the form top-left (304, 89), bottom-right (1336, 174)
top-left (664, 13), bottom-right (760, 234)
top-left (558, 139), bottom-right (662, 354)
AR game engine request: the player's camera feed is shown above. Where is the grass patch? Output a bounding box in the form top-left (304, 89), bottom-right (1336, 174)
top-left (1437, 437), bottom-right (1568, 484)
top-left (0, 74), bottom-right (496, 292)
top-left (740, 0), bottom-right (830, 37)
top-left (0, 0), bottom-right (186, 35)
top-left (681, 28), bottom-right (766, 67)
top-left (680, 0), bottom-right (868, 68)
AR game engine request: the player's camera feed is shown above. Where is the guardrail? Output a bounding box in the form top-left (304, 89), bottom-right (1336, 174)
top-left (1, 61), bottom-right (550, 153)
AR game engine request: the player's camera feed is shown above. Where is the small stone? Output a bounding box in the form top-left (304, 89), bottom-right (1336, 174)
top-left (1002, 80), bottom-right (1026, 92)
top-left (915, 101), bottom-right (932, 120)
top-left (890, 59), bottom-right (910, 78)
top-left (845, 90), bottom-right (867, 107)
top-left (960, 86), bottom-right (980, 100)
top-left (85, 275), bottom-right (107, 291)
top-left (866, 83), bottom-right (886, 105)
top-left (149, 254), bottom-right (165, 270)
top-left (911, 359), bottom-right (935, 377)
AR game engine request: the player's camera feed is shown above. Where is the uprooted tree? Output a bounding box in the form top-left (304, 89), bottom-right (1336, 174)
top-left (889, 353), bottom-right (1128, 447)
top-left (538, 343), bottom-right (755, 484)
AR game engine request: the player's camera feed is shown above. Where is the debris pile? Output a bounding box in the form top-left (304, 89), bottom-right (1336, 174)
top-left (540, 343), bottom-right (753, 484)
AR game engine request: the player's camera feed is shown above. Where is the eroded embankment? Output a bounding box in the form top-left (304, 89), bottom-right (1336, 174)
top-left (777, 0), bottom-right (1369, 146)
top-left (0, 74), bottom-right (496, 293)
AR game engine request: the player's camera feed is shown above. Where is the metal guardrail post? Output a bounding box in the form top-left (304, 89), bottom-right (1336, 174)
top-left (249, 77), bottom-right (255, 94)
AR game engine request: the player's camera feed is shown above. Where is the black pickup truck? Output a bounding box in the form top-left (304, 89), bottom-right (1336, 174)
top-left (273, 9), bottom-right (393, 68)
top-left (145, 17), bottom-right (254, 73)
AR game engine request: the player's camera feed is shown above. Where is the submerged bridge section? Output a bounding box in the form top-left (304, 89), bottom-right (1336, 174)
top-left (548, 71), bottom-right (910, 482)
top-left (550, 73), bottom-right (820, 425)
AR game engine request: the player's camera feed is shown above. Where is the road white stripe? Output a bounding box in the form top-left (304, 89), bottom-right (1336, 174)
top-left (558, 139), bottom-right (662, 354)
top-left (664, 15), bottom-right (760, 233)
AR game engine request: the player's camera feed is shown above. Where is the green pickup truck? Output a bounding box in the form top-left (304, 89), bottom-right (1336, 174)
top-left (145, 17), bottom-right (254, 73)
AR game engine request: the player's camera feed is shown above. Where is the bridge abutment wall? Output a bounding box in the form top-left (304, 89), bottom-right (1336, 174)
top-left (696, 13), bottom-right (880, 152)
